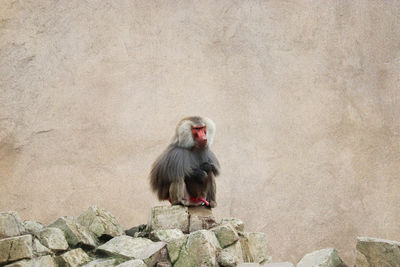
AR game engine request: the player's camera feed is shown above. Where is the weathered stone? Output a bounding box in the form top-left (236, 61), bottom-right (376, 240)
top-left (147, 206), bottom-right (189, 233)
top-left (23, 221), bottom-right (44, 238)
top-left (49, 216), bottom-right (97, 248)
top-left (97, 235), bottom-right (154, 259)
top-left (356, 237), bottom-right (400, 267)
top-left (32, 238), bottom-right (51, 256)
top-left (0, 235), bottom-right (33, 264)
top-left (150, 229), bottom-right (184, 242)
top-left (211, 223), bottom-right (239, 248)
top-left (77, 206), bottom-right (124, 239)
top-left (217, 240), bottom-right (244, 267)
top-left (3, 255), bottom-right (57, 267)
top-left (56, 248), bottom-right (91, 267)
top-left (173, 229), bottom-right (221, 267)
top-left (240, 232), bottom-right (270, 264)
top-left (0, 211), bottom-right (25, 238)
top-left (297, 248), bottom-right (346, 267)
top-left (188, 206), bottom-right (218, 232)
top-left (142, 244), bottom-right (170, 267)
top-left (38, 227), bottom-right (69, 252)
top-left (263, 262), bottom-right (294, 267)
top-left (82, 258), bottom-right (117, 267)
top-left (221, 218), bottom-right (245, 232)
top-left (115, 259), bottom-right (147, 267)
top-left (167, 235), bottom-right (188, 264)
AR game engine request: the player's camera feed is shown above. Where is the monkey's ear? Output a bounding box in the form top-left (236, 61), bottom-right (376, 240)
top-left (176, 119), bottom-right (195, 148)
top-left (203, 117), bottom-right (216, 145)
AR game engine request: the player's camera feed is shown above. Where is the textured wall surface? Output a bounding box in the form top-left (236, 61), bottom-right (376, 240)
top-left (1, 0), bottom-right (400, 264)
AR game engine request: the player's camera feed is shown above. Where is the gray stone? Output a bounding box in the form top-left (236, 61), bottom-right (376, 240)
top-left (173, 229), bottom-right (221, 267)
top-left (150, 229), bottom-right (184, 242)
top-left (0, 211), bottom-right (25, 238)
top-left (56, 248), bottom-right (91, 267)
top-left (356, 237), bottom-right (400, 267)
top-left (147, 205), bottom-right (189, 233)
top-left (38, 227), bottom-right (69, 252)
top-left (82, 258), bottom-right (117, 267)
top-left (49, 216), bottom-right (97, 248)
top-left (263, 262), bottom-right (294, 267)
top-left (211, 223), bottom-right (239, 248)
top-left (97, 235), bottom-right (154, 259)
top-left (23, 221), bottom-right (45, 238)
top-left (116, 259), bottom-right (147, 267)
top-left (3, 255), bottom-right (57, 267)
top-left (221, 218), bottom-right (245, 232)
top-left (77, 206), bottom-right (124, 239)
top-left (32, 238), bottom-right (51, 256)
top-left (297, 248), bottom-right (346, 267)
top-left (240, 232), bottom-right (271, 264)
top-left (0, 234), bottom-right (33, 265)
top-left (167, 235), bottom-right (188, 264)
top-left (217, 240), bottom-right (244, 267)
top-left (188, 206), bottom-right (218, 233)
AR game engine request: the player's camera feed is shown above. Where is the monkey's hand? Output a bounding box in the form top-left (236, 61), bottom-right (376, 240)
top-left (200, 162), bottom-right (212, 173)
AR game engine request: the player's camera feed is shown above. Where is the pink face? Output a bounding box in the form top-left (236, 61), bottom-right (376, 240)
top-left (191, 126), bottom-right (207, 148)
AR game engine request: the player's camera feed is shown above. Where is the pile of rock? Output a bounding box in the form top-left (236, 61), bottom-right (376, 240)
top-left (1, 206), bottom-right (400, 267)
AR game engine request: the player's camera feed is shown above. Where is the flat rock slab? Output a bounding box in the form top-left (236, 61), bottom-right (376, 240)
top-left (356, 236), bottom-right (400, 266)
top-left (4, 255), bottom-right (57, 267)
top-left (218, 240), bottom-right (244, 267)
top-left (49, 216), bottom-right (97, 248)
top-left (0, 234), bottom-right (33, 265)
top-left (211, 223), bottom-right (239, 248)
top-left (77, 206), bottom-right (124, 239)
top-left (221, 217), bottom-right (245, 232)
top-left (297, 248), bottom-right (346, 267)
top-left (97, 235), bottom-right (159, 259)
top-left (0, 211), bottom-right (25, 238)
top-left (23, 221), bottom-right (44, 238)
top-left (56, 248), bottom-right (91, 267)
top-left (32, 238), bottom-right (51, 256)
top-left (38, 227), bottom-right (69, 252)
top-left (240, 232), bottom-right (271, 264)
top-left (147, 206), bottom-right (189, 233)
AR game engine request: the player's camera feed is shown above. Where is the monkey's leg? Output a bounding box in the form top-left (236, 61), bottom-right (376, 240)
top-left (169, 179), bottom-right (191, 206)
top-left (207, 175), bottom-right (217, 208)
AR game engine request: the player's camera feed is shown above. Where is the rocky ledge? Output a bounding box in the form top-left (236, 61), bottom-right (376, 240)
top-left (0, 206), bottom-right (398, 267)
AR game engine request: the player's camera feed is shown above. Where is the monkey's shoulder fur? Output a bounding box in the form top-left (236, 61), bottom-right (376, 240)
top-left (150, 143), bottom-right (220, 200)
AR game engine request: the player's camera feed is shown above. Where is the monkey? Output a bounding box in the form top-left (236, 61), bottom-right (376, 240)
top-left (150, 116), bottom-right (220, 208)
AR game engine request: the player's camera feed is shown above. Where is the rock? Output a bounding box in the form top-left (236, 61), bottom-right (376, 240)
top-left (23, 221), bottom-right (44, 238)
top-left (240, 232), bottom-right (271, 264)
top-left (167, 235), bottom-right (188, 264)
top-left (147, 205), bottom-right (189, 233)
top-left (217, 240), bottom-right (244, 267)
top-left (81, 258), bottom-right (117, 267)
top-left (297, 248), bottom-right (346, 267)
top-left (49, 216), bottom-right (97, 248)
top-left (0, 211), bottom-right (25, 238)
top-left (3, 255), bottom-right (57, 267)
top-left (211, 223), bottom-right (239, 248)
top-left (221, 218), bottom-right (245, 232)
top-left (263, 262), bottom-right (294, 267)
top-left (56, 248), bottom-right (91, 267)
top-left (188, 206), bottom-right (218, 232)
top-left (172, 229), bottom-right (221, 267)
top-left (150, 229), bottom-right (185, 242)
top-left (32, 238), bottom-right (51, 256)
top-left (356, 237), bottom-right (400, 266)
top-left (0, 234), bottom-right (33, 264)
top-left (115, 259), bottom-right (147, 267)
top-left (97, 235), bottom-right (154, 259)
top-left (77, 206), bottom-right (124, 240)
top-left (38, 227), bottom-right (69, 252)
top-left (125, 224), bottom-right (147, 237)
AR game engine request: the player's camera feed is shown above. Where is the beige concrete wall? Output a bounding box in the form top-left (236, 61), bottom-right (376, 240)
top-left (1, 0), bottom-right (400, 264)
